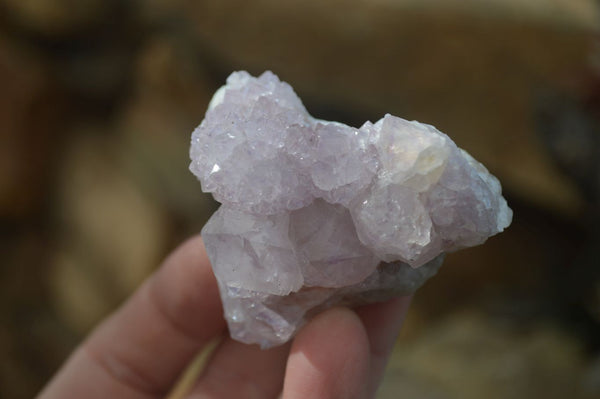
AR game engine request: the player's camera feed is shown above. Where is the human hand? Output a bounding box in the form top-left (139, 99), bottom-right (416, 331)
top-left (38, 236), bottom-right (411, 399)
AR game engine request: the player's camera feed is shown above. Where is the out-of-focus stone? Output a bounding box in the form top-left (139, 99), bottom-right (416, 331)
top-left (0, 38), bottom-right (64, 219)
top-left (53, 128), bottom-right (168, 332)
top-left (116, 34), bottom-right (218, 231)
top-left (56, 45), bottom-right (134, 104)
top-left (49, 247), bottom-right (115, 333)
top-left (133, 0), bottom-right (188, 25)
top-left (582, 355), bottom-right (600, 397)
top-left (0, 234), bottom-right (77, 398)
top-left (185, 0), bottom-right (600, 216)
top-left (0, 0), bottom-right (113, 36)
top-left (380, 311), bottom-right (587, 399)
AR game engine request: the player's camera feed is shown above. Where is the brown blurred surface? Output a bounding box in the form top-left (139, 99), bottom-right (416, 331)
top-left (1, 0), bottom-right (599, 398)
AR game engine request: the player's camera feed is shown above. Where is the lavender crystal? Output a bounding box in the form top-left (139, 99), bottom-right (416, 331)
top-left (190, 71), bottom-right (512, 348)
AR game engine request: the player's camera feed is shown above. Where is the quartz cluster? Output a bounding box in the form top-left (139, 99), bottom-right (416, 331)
top-left (190, 71), bottom-right (512, 348)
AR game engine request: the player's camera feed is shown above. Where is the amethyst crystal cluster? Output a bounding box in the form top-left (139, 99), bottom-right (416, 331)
top-left (190, 71), bottom-right (512, 348)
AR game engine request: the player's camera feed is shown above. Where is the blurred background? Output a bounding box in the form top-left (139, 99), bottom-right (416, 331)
top-left (1, 0), bottom-right (600, 397)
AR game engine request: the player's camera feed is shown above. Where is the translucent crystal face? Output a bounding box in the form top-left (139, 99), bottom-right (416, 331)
top-left (190, 71), bottom-right (512, 348)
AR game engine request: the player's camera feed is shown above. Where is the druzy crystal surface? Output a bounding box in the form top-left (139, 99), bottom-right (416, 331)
top-left (190, 71), bottom-right (512, 348)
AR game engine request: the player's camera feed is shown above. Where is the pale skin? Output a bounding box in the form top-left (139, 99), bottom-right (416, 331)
top-left (38, 236), bottom-right (412, 399)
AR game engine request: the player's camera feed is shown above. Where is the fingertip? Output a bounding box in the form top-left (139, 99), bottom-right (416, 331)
top-left (355, 295), bottom-right (412, 397)
top-left (283, 307), bottom-right (371, 399)
top-left (151, 236), bottom-right (224, 340)
top-left (160, 235), bottom-right (211, 276)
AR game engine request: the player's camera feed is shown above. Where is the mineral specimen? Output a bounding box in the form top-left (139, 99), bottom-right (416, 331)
top-left (190, 71), bottom-right (512, 348)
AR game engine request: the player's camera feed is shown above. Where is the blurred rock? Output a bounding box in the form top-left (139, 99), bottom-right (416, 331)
top-left (536, 89), bottom-right (600, 203)
top-left (534, 82), bottom-right (600, 335)
top-left (0, 235), bottom-right (44, 399)
top-left (133, 0), bottom-right (188, 26)
top-left (0, 37), bottom-right (64, 220)
top-left (0, 0), bottom-right (114, 37)
top-left (184, 0), bottom-right (600, 216)
top-left (50, 247), bottom-right (117, 333)
top-left (5, 1), bottom-right (140, 107)
top-left (0, 233), bottom-right (76, 398)
top-left (381, 311), bottom-right (588, 399)
top-left (116, 33), bottom-right (218, 234)
top-left (56, 43), bottom-right (134, 107)
top-left (582, 355), bottom-right (600, 396)
top-left (53, 128), bottom-right (169, 332)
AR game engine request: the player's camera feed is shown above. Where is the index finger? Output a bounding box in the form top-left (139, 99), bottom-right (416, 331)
top-left (38, 236), bottom-right (226, 399)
